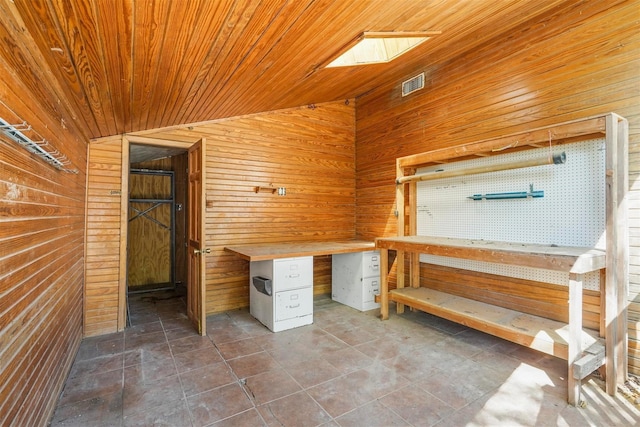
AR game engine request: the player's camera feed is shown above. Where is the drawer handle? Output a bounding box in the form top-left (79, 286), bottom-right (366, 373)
top-left (371, 256), bottom-right (378, 261)
top-left (288, 273), bottom-right (300, 278)
top-left (371, 264), bottom-right (379, 269)
top-left (289, 303), bottom-right (300, 308)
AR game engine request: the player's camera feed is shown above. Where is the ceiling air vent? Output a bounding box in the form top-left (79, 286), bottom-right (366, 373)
top-left (402, 72), bottom-right (425, 97)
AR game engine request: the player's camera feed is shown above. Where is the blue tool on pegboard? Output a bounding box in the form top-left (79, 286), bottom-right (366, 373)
top-left (468, 184), bottom-right (543, 200)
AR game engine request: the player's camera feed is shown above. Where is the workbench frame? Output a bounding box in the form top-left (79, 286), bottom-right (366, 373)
top-left (378, 113), bottom-right (628, 405)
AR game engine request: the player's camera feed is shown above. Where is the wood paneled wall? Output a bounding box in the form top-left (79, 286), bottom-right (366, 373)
top-left (355, 1), bottom-right (640, 372)
top-left (0, 79), bottom-right (87, 426)
top-left (85, 137), bottom-right (126, 336)
top-left (140, 100), bottom-right (357, 313)
top-left (86, 100), bottom-right (356, 329)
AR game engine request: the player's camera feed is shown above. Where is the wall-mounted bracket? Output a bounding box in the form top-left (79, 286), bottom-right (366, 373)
top-left (255, 186), bottom-right (287, 196)
top-left (255, 186), bottom-right (277, 194)
top-left (0, 116), bottom-right (78, 173)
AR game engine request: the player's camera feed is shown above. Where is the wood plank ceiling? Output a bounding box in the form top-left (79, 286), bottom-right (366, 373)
top-left (0, 0), bottom-right (574, 141)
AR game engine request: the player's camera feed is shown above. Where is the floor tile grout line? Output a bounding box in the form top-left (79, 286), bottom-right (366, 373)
top-left (224, 317), bottom-right (337, 426)
top-left (159, 296), bottom-right (197, 427)
top-left (208, 319), bottom-right (272, 426)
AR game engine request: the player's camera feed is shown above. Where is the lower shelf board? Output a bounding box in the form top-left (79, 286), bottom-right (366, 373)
top-left (388, 287), bottom-right (602, 360)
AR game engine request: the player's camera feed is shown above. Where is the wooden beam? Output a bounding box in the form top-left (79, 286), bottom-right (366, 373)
top-left (397, 116), bottom-right (604, 169)
top-left (397, 152), bottom-right (566, 184)
top-left (123, 134), bottom-right (194, 149)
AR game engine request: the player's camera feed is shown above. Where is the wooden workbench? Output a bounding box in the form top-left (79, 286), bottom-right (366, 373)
top-left (224, 240), bottom-right (375, 261)
top-left (376, 235), bottom-right (606, 405)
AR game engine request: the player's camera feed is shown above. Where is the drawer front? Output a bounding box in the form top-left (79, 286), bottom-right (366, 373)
top-left (364, 276), bottom-right (380, 304)
top-left (274, 257), bottom-right (313, 292)
top-left (362, 251), bottom-right (380, 278)
top-left (275, 287), bottom-right (313, 321)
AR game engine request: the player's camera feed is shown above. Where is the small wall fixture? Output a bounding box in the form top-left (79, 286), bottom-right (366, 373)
top-left (255, 186), bottom-right (287, 196)
top-left (468, 184), bottom-right (544, 200)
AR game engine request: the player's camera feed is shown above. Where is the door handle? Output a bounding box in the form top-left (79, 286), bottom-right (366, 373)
top-left (194, 248), bottom-right (211, 255)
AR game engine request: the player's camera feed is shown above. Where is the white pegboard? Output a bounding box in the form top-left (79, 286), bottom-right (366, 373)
top-left (416, 139), bottom-right (605, 290)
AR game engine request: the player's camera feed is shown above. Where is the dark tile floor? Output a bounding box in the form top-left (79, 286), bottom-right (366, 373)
top-left (50, 291), bottom-right (639, 426)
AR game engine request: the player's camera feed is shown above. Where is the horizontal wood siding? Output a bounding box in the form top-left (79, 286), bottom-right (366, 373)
top-left (85, 137), bottom-right (125, 336)
top-left (0, 88), bottom-right (87, 425)
top-left (141, 101), bottom-right (356, 313)
top-left (356, 2), bottom-right (640, 372)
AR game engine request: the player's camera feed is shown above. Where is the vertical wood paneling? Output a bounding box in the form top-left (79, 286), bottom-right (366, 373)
top-left (356, 1), bottom-right (640, 373)
top-left (85, 137), bottom-right (124, 336)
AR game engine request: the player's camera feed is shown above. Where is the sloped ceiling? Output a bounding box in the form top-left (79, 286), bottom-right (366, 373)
top-left (0, 0), bottom-right (575, 141)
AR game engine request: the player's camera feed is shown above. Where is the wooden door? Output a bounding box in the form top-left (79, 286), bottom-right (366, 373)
top-left (187, 139), bottom-right (207, 335)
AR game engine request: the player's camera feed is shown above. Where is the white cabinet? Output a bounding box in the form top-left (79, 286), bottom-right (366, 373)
top-left (332, 250), bottom-right (380, 311)
top-left (250, 256), bottom-right (313, 332)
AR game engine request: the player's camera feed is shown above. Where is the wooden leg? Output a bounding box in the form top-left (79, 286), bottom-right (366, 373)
top-left (411, 252), bottom-right (420, 288)
top-left (396, 250), bottom-right (405, 314)
top-left (380, 248), bottom-right (389, 320)
top-left (568, 273), bottom-right (583, 406)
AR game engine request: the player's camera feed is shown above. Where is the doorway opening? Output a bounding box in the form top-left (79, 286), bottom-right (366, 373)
top-left (126, 144), bottom-right (188, 322)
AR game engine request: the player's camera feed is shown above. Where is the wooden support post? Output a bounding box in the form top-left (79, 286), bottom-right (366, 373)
top-left (395, 159), bottom-right (407, 314)
top-left (568, 272), bottom-right (584, 406)
top-left (396, 251), bottom-right (405, 314)
top-left (616, 116), bottom-right (629, 383)
top-left (409, 181), bottom-right (420, 290)
top-left (604, 113), bottom-right (629, 395)
top-left (599, 269), bottom-right (606, 338)
top-left (380, 247), bottom-right (389, 320)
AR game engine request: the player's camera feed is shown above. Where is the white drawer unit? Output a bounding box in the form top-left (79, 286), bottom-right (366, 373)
top-left (275, 287), bottom-right (314, 322)
top-left (250, 256), bottom-right (313, 332)
top-left (332, 250), bottom-right (381, 311)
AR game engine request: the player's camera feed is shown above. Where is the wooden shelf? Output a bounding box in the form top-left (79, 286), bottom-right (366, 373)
top-left (388, 287), bottom-right (601, 360)
top-left (375, 236), bottom-right (605, 274)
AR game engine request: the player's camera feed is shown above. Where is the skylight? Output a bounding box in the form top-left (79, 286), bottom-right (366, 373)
top-left (324, 31), bottom-right (440, 68)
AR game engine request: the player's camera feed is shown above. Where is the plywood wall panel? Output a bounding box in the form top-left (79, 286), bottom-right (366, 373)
top-left (356, 1), bottom-right (640, 373)
top-left (127, 169), bottom-right (173, 288)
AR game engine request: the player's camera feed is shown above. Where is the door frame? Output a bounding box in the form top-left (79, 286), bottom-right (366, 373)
top-left (119, 135), bottom-right (203, 332)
